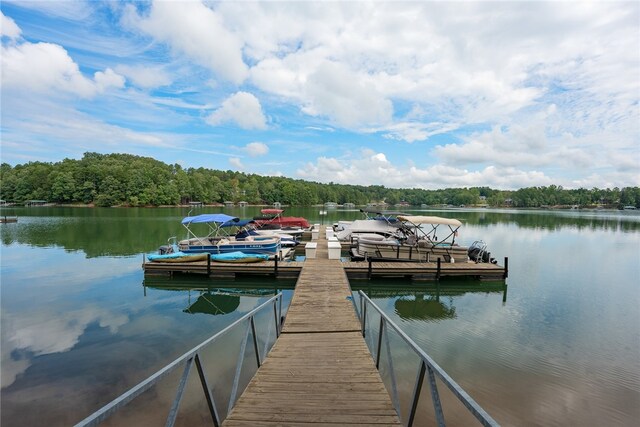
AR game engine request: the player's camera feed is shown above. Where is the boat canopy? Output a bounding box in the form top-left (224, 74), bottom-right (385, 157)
top-left (360, 208), bottom-right (410, 216)
top-left (261, 209), bottom-right (283, 215)
top-left (398, 215), bottom-right (462, 227)
top-left (181, 214), bottom-right (239, 225)
top-left (224, 219), bottom-right (254, 228)
top-left (335, 219), bottom-right (400, 240)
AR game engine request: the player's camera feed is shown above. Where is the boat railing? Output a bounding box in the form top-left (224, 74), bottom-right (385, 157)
top-left (357, 290), bottom-right (499, 426)
top-left (74, 293), bottom-right (284, 427)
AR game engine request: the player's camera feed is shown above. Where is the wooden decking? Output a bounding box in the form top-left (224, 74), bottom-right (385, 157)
top-left (222, 227), bottom-right (402, 426)
top-left (142, 252), bottom-right (506, 280)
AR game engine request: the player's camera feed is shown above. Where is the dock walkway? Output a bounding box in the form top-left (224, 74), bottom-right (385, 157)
top-left (223, 226), bottom-right (402, 426)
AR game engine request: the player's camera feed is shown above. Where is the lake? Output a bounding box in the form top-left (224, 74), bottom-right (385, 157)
top-left (1, 206), bottom-right (639, 426)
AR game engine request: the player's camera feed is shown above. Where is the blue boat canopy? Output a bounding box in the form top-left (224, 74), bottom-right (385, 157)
top-left (223, 219), bottom-right (255, 228)
top-left (181, 214), bottom-right (239, 225)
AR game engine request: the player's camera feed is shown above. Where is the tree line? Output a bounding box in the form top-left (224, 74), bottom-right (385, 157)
top-left (1, 152), bottom-right (638, 208)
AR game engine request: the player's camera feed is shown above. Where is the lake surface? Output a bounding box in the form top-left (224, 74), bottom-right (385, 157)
top-left (1, 206), bottom-right (639, 426)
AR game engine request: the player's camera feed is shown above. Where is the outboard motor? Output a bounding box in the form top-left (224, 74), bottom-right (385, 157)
top-left (468, 240), bottom-right (495, 263)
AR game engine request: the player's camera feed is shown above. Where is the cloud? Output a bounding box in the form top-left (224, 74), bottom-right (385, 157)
top-left (125, 1), bottom-right (248, 84)
top-left (206, 92), bottom-right (267, 130)
top-left (1, 306), bottom-right (128, 388)
top-left (245, 142), bottom-right (269, 157)
top-left (1, 40), bottom-right (124, 97)
top-left (296, 149), bottom-right (556, 190)
top-left (3, 0), bottom-right (93, 21)
top-left (1, 1), bottom-right (638, 188)
top-left (302, 61), bottom-right (393, 128)
top-left (229, 157), bottom-right (243, 169)
top-left (380, 121), bottom-right (462, 143)
top-left (1, 11), bottom-right (21, 39)
top-left (115, 64), bottom-right (171, 89)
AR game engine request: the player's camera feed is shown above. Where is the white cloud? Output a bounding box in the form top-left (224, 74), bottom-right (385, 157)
top-left (1, 11), bottom-right (21, 39)
top-left (1, 306), bottom-right (128, 388)
top-left (303, 61), bottom-right (393, 128)
top-left (229, 157), bottom-right (243, 169)
top-left (3, 0), bottom-right (93, 20)
top-left (1, 41), bottom-right (124, 97)
top-left (206, 92), bottom-right (267, 130)
top-left (1, 1), bottom-right (638, 188)
top-left (115, 64), bottom-right (171, 89)
top-left (297, 149), bottom-right (558, 190)
top-left (125, 1), bottom-right (248, 84)
top-left (245, 142), bottom-right (269, 157)
top-left (380, 121), bottom-right (462, 143)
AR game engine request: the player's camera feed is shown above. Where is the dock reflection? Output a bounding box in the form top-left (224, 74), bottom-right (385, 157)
top-left (351, 280), bottom-right (508, 321)
top-left (142, 276), bottom-right (296, 317)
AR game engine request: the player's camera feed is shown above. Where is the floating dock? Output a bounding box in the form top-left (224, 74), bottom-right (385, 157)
top-left (142, 243), bottom-right (507, 281)
top-left (222, 228), bottom-right (402, 426)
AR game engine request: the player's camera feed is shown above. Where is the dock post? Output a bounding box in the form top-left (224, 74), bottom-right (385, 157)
top-left (503, 257), bottom-right (509, 279)
top-left (207, 255), bottom-right (211, 276)
top-left (436, 258), bottom-right (441, 281)
top-left (274, 255), bottom-right (278, 277)
top-left (368, 258), bottom-right (372, 279)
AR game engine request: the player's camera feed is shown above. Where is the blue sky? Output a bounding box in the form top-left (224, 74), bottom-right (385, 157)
top-left (1, 0), bottom-right (638, 190)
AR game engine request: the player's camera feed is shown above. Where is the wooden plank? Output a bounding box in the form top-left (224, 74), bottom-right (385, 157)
top-left (223, 227), bottom-right (401, 426)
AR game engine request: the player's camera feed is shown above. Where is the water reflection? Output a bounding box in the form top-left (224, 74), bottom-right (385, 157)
top-left (184, 293), bottom-right (240, 316)
top-left (2, 207), bottom-right (638, 257)
top-left (352, 280), bottom-right (508, 321)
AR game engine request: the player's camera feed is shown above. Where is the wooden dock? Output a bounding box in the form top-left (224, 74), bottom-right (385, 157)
top-left (222, 227), bottom-right (402, 426)
top-left (142, 247), bottom-right (506, 281)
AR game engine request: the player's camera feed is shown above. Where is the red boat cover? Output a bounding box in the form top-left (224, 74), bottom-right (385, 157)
top-left (255, 216), bottom-right (310, 229)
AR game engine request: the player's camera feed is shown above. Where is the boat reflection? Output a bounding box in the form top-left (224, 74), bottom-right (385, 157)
top-left (352, 280), bottom-right (508, 321)
top-left (142, 276), bottom-right (296, 317)
top-left (184, 293), bottom-right (240, 316)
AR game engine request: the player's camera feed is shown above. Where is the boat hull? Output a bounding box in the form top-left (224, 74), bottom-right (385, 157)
top-left (147, 253), bottom-right (209, 263)
top-left (210, 251), bottom-right (269, 263)
top-left (179, 237), bottom-right (281, 255)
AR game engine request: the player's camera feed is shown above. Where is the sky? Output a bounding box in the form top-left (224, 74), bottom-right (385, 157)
top-left (0, 0), bottom-right (638, 190)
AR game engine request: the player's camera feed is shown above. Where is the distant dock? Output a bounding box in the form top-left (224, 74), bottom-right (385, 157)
top-left (0, 215), bottom-right (18, 223)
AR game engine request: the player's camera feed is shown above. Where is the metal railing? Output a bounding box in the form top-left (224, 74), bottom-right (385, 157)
top-left (358, 290), bottom-right (499, 427)
top-left (74, 293), bottom-right (284, 427)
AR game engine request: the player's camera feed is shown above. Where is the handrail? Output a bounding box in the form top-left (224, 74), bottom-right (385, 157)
top-left (74, 293), bottom-right (283, 427)
top-left (358, 290), bottom-right (499, 427)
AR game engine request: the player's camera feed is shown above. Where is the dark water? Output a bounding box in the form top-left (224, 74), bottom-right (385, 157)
top-left (1, 206), bottom-right (639, 426)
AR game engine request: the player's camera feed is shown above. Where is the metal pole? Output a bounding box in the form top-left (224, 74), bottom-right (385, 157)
top-left (278, 295), bottom-right (283, 333)
top-left (165, 357), bottom-right (194, 427)
top-left (361, 302), bottom-right (367, 338)
top-left (250, 316), bottom-right (261, 367)
top-left (194, 354), bottom-right (220, 427)
top-left (428, 365), bottom-right (446, 427)
top-left (228, 321), bottom-right (251, 415)
top-left (273, 302), bottom-right (280, 338)
top-left (376, 317), bottom-right (384, 369)
top-left (408, 360), bottom-right (427, 427)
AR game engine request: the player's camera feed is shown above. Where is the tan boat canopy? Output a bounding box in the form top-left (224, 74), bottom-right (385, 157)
top-left (397, 215), bottom-right (462, 227)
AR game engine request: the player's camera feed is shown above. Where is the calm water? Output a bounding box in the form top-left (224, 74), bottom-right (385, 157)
top-left (1, 207), bottom-right (639, 426)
